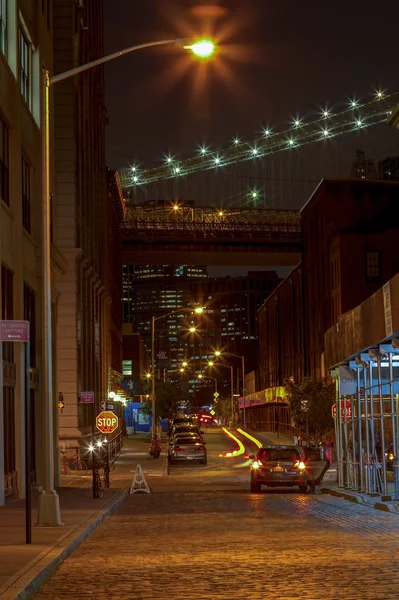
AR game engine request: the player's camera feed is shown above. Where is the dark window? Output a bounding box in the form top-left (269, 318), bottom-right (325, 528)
top-left (0, 0), bottom-right (6, 56)
top-left (2, 265), bottom-right (14, 362)
top-left (19, 29), bottom-right (30, 105)
top-left (0, 117), bottom-right (9, 205)
top-left (24, 283), bottom-right (36, 367)
top-left (22, 156), bottom-right (31, 232)
top-left (366, 251), bottom-right (380, 282)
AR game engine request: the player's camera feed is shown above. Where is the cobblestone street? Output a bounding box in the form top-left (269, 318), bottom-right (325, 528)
top-left (34, 431), bottom-right (399, 599)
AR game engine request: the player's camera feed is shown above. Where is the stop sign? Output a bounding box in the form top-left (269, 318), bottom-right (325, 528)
top-left (332, 400), bottom-right (352, 422)
top-left (96, 411), bottom-right (118, 434)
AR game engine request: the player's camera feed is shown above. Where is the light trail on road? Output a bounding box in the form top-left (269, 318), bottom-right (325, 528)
top-left (236, 428), bottom-right (262, 448)
top-left (219, 427), bottom-right (245, 458)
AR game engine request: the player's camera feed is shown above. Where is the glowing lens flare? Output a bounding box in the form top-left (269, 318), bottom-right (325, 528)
top-left (185, 40), bottom-right (216, 59)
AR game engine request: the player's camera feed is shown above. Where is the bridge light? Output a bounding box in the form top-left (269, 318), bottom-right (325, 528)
top-left (251, 190), bottom-right (259, 199)
top-left (356, 119), bottom-right (363, 127)
top-left (173, 204), bottom-right (180, 211)
top-left (350, 100), bottom-right (358, 108)
top-left (288, 138), bottom-right (295, 147)
top-left (133, 175), bottom-right (139, 183)
top-left (375, 90), bottom-right (384, 99)
top-left (251, 147), bottom-right (259, 156)
top-left (322, 128), bottom-right (329, 137)
top-left (131, 166), bottom-right (137, 172)
top-left (199, 146), bottom-right (208, 155)
top-left (214, 157), bottom-right (221, 166)
top-left (322, 109), bottom-right (329, 118)
top-left (218, 210), bottom-right (224, 217)
top-left (175, 166), bottom-right (181, 174)
top-left (166, 156), bottom-right (173, 164)
top-left (263, 128), bottom-right (271, 137)
top-left (233, 137), bottom-right (240, 145)
top-left (293, 118), bottom-right (301, 127)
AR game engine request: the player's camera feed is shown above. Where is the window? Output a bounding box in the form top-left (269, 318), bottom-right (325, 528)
top-left (366, 251), bottom-right (380, 282)
top-left (0, 117), bottom-right (9, 205)
top-left (19, 30), bottom-right (30, 105)
top-left (24, 284), bottom-right (36, 367)
top-left (22, 156), bottom-right (31, 232)
top-left (0, 0), bottom-right (6, 56)
top-left (2, 265), bottom-right (14, 362)
top-left (122, 360), bottom-right (133, 376)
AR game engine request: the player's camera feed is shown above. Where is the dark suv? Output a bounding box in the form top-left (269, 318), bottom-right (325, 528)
top-left (249, 445), bottom-right (330, 493)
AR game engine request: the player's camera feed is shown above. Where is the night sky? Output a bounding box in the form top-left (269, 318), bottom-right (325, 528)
top-left (104, 0), bottom-right (399, 171)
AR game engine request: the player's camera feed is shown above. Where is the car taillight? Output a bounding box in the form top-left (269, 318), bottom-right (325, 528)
top-left (294, 460), bottom-right (306, 470)
top-left (174, 446), bottom-right (183, 451)
top-left (198, 445), bottom-right (205, 451)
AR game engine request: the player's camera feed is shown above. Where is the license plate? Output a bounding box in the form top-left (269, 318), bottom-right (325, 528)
top-left (187, 456), bottom-right (195, 460)
top-left (273, 466), bottom-right (283, 472)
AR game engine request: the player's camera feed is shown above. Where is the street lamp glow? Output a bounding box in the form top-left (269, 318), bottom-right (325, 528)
top-left (208, 361), bottom-right (214, 367)
top-left (146, 373), bottom-right (151, 379)
top-left (189, 326), bottom-right (197, 333)
top-left (194, 307), bottom-right (204, 314)
top-left (197, 374), bottom-right (203, 379)
top-left (89, 444), bottom-right (94, 452)
top-left (180, 368), bottom-right (185, 372)
top-left (96, 440), bottom-right (103, 448)
top-left (214, 350), bottom-right (221, 357)
top-left (218, 210), bottom-right (224, 217)
top-left (185, 39), bottom-right (215, 59)
top-left (173, 204), bottom-right (180, 211)
top-left (182, 361), bottom-right (188, 367)
top-left (108, 391), bottom-right (115, 399)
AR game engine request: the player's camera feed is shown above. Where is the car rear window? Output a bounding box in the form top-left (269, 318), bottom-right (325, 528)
top-left (174, 426), bottom-right (198, 434)
top-left (176, 438), bottom-right (201, 445)
top-left (257, 448), bottom-right (300, 462)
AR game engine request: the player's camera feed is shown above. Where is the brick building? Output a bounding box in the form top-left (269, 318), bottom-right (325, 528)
top-left (53, 0), bottom-right (117, 451)
top-left (0, 1), bottom-right (65, 504)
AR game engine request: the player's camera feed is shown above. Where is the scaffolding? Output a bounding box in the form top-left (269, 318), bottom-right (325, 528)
top-left (332, 342), bottom-right (399, 500)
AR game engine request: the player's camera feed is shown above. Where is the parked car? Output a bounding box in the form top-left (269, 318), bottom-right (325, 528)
top-left (167, 417), bottom-right (195, 437)
top-left (168, 436), bottom-right (207, 465)
top-left (249, 445), bottom-right (329, 493)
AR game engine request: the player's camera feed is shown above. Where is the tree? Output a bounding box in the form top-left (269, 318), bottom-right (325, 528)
top-left (141, 380), bottom-right (188, 420)
top-left (284, 377), bottom-right (335, 442)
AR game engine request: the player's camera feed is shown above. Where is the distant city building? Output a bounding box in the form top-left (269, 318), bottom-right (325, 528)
top-left (377, 156), bottom-right (399, 181)
top-left (350, 150), bottom-right (377, 179)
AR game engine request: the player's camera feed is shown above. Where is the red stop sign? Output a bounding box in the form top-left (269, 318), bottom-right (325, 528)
top-left (332, 400), bottom-right (352, 422)
top-left (96, 411), bottom-right (118, 434)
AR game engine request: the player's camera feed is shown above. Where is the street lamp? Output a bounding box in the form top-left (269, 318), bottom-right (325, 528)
top-left (214, 351), bottom-right (246, 427)
top-left (207, 361), bottom-right (234, 423)
top-left (39, 38), bottom-right (213, 525)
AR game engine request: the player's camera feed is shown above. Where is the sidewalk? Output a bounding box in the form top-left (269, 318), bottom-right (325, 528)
top-left (239, 428), bottom-right (293, 446)
top-left (321, 481), bottom-right (399, 515)
top-left (0, 433), bottom-right (165, 600)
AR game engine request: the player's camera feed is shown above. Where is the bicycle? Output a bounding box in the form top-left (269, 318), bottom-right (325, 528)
top-left (60, 451), bottom-right (88, 476)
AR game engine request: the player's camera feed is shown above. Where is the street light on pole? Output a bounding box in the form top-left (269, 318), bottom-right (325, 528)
top-left (214, 351), bottom-right (246, 427)
top-left (39, 37), bottom-right (214, 525)
top-left (207, 362), bottom-right (234, 424)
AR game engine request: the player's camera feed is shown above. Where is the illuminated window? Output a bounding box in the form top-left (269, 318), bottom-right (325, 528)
top-left (21, 156), bottom-right (31, 232)
top-left (19, 29), bottom-right (30, 106)
top-left (122, 360), bottom-right (132, 375)
top-left (0, 118), bottom-right (9, 205)
top-left (365, 251), bottom-right (380, 282)
top-left (0, 0), bottom-right (6, 56)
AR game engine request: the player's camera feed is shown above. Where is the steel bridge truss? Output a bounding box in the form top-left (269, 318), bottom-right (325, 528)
top-left (119, 92), bottom-right (399, 188)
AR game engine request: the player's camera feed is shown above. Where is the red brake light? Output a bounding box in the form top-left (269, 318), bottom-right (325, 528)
top-left (174, 446), bottom-right (183, 451)
top-left (199, 445), bottom-right (205, 451)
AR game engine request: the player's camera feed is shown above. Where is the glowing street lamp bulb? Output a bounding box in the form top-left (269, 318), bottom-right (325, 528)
top-left (233, 137), bottom-right (240, 145)
top-left (294, 119), bottom-right (301, 127)
top-left (251, 190), bottom-right (258, 199)
top-left (180, 368), bottom-right (184, 372)
top-left (214, 157), bottom-right (221, 166)
top-left (182, 361), bottom-right (188, 367)
top-left (263, 128), bottom-right (271, 137)
top-left (108, 391), bottom-right (115, 399)
top-left (351, 100), bottom-right (358, 108)
top-left (194, 307), bottom-right (204, 314)
top-left (146, 373), bottom-right (151, 379)
top-left (189, 326), bottom-right (196, 333)
top-left (288, 139), bottom-right (295, 146)
top-left (323, 129), bottom-right (329, 137)
top-left (208, 361), bottom-right (214, 367)
top-left (214, 350), bottom-right (221, 357)
top-left (356, 119), bottom-right (362, 127)
top-left (131, 166), bottom-right (136, 172)
top-left (133, 176), bottom-right (138, 183)
top-left (97, 440), bottom-right (103, 448)
top-left (200, 147), bottom-right (207, 155)
top-left (186, 39), bottom-right (215, 59)
top-left (323, 110), bottom-right (329, 118)
top-left (89, 444), bottom-right (94, 452)
top-left (198, 374), bottom-right (203, 379)
top-left (166, 156), bottom-right (172, 164)
top-left (376, 91), bottom-right (383, 99)
top-left (252, 148), bottom-right (258, 156)
top-left (175, 166), bottom-right (181, 174)
top-left (173, 205), bottom-right (179, 211)
top-left (218, 210), bottom-right (224, 217)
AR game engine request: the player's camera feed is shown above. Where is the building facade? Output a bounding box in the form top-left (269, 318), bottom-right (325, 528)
top-left (53, 0), bottom-right (116, 452)
top-left (0, 0), bottom-right (65, 505)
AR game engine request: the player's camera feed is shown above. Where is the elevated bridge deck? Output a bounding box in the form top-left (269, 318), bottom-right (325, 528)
top-left (122, 204), bottom-right (301, 266)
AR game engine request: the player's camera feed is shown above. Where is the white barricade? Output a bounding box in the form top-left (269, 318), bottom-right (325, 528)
top-left (130, 464), bottom-right (151, 494)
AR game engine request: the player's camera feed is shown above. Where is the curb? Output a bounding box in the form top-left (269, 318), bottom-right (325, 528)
top-left (321, 487), bottom-right (399, 514)
top-left (0, 489), bottom-right (128, 600)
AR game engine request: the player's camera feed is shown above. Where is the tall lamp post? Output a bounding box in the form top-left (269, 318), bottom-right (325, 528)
top-left (207, 361), bottom-right (234, 424)
top-left (38, 38), bottom-right (215, 526)
top-left (215, 351), bottom-right (246, 427)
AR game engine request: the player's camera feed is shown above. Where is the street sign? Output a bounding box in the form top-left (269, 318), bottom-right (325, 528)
top-left (213, 392), bottom-right (219, 398)
top-left (332, 400), bottom-right (352, 422)
top-left (101, 402), bottom-right (115, 411)
top-left (96, 411), bottom-right (118, 434)
top-left (210, 409), bottom-right (216, 416)
top-left (81, 391), bottom-right (95, 404)
top-left (0, 320), bottom-right (29, 342)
